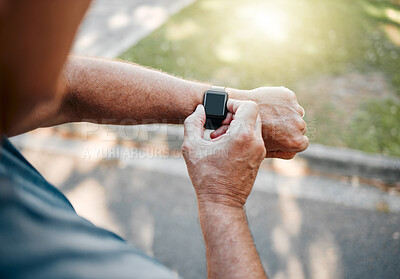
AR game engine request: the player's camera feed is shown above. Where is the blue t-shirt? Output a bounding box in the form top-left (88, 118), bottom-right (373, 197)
top-left (0, 136), bottom-right (178, 279)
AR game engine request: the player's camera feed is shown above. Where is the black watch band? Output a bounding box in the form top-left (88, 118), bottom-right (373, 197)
top-left (203, 86), bottom-right (229, 130)
top-left (205, 117), bottom-right (225, 130)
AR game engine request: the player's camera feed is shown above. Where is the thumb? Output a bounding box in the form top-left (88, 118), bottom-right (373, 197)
top-left (184, 104), bottom-right (206, 141)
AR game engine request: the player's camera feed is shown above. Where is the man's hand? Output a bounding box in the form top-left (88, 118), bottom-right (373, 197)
top-left (216, 87), bottom-right (309, 159)
top-left (182, 99), bottom-right (266, 207)
top-left (182, 99), bottom-right (267, 279)
top-left (182, 99), bottom-right (266, 279)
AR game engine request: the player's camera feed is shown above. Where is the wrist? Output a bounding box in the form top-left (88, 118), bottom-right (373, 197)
top-left (226, 87), bottom-right (250, 100)
top-left (198, 200), bottom-right (246, 229)
top-left (190, 85), bottom-right (248, 114)
top-left (184, 81), bottom-right (209, 119)
top-left (185, 85), bottom-right (247, 124)
top-left (198, 197), bottom-right (246, 214)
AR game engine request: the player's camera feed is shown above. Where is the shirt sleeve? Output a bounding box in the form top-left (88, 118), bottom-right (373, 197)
top-left (0, 138), bottom-right (179, 279)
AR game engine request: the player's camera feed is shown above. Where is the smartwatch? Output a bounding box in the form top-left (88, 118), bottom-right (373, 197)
top-left (203, 86), bottom-right (229, 130)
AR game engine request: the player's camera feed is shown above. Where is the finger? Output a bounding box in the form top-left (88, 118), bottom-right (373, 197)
top-left (299, 135), bottom-right (309, 151)
top-left (302, 121), bottom-right (307, 135)
top-left (287, 135), bottom-right (309, 152)
top-left (221, 112), bottom-right (233, 125)
top-left (255, 113), bottom-right (263, 138)
top-left (210, 125), bottom-right (229, 139)
top-left (227, 99), bottom-right (259, 131)
top-left (295, 105), bottom-right (305, 118)
top-left (265, 151), bottom-right (297, 160)
top-left (300, 106), bottom-right (305, 118)
top-left (183, 105), bottom-right (206, 142)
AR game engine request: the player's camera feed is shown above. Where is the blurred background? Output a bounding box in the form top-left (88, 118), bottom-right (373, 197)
top-left (11, 0), bottom-right (400, 278)
top-left (120, 0), bottom-right (400, 157)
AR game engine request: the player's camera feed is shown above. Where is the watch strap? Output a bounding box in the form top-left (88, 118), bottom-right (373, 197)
top-left (205, 117), bottom-right (224, 130)
top-left (210, 86), bottom-right (226, 92)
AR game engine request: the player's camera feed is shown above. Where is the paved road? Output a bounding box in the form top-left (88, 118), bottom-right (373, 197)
top-left (73, 0), bottom-right (195, 57)
top-left (12, 134), bottom-right (400, 279)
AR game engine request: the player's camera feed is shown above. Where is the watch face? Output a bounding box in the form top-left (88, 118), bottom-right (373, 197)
top-left (204, 92), bottom-right (227, 116)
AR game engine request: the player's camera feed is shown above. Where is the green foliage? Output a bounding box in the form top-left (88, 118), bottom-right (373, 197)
top-left (345, 100), bottom-right (400, 157)
top-left (120, 0), bottom-right (400, 157)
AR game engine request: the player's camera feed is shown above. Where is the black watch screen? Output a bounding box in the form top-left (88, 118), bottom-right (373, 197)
top-left (203, 88), bottom-right (228, 130)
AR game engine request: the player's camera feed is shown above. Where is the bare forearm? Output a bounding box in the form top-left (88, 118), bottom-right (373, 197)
top-left (11, 55), bottom-right (245, 135)
top-left (62, 56), bottom-right (211, 125)
top-left (198, 201), bottom-right (267, 279)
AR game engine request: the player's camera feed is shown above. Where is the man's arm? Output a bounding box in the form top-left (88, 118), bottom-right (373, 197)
top-left (8, 56), bottom-right (206, 135)
top-left (62, 56), bottom-right (210, 125)
top-left (13, 55), bottom-right (307, 159)
top-left (182, 101), bottom-right (268, 278)
top-left (198, 202), bottom-right (267, 279)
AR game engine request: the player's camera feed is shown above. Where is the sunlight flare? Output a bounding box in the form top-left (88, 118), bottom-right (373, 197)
top-left (238, 6), bottom-right (289, 43)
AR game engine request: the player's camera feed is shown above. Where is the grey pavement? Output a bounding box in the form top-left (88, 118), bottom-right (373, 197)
top-left (73, 0), bottom-right (195, 57)
top-left (11, 134), bottom-right (400, 279)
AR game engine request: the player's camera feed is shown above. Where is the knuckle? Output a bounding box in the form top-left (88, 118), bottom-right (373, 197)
top-left (297, 119), bottom-right (306, 130)
top-left (183, 116), bottom-right (192, 126)
top-left (184, 115), bottom-right (203, 129)
top-left (285, 153), bottom-right (296, 160)
top-left (244, 100), bottom-right (259, 111)
top-left (277, 152), bottom-right (296, 160)
top-left (302, 120), bottom-right (307, 132)
top-left (302, 136), bottom-right (310, 151)
top-left (247, 100), bottom-right (259, 107)
top-left (296, 105), bottom-right (304, 114)
top-left (254, 141), bottom-right (266, 156)
top-left (288, 135), bottom-right (305, 150)
top-left (282, 88), bottom-right (296, 99)
top-left (235, 131), bottom-right (255, 144)
top-left (181, 142), bottom-right (192, 156)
